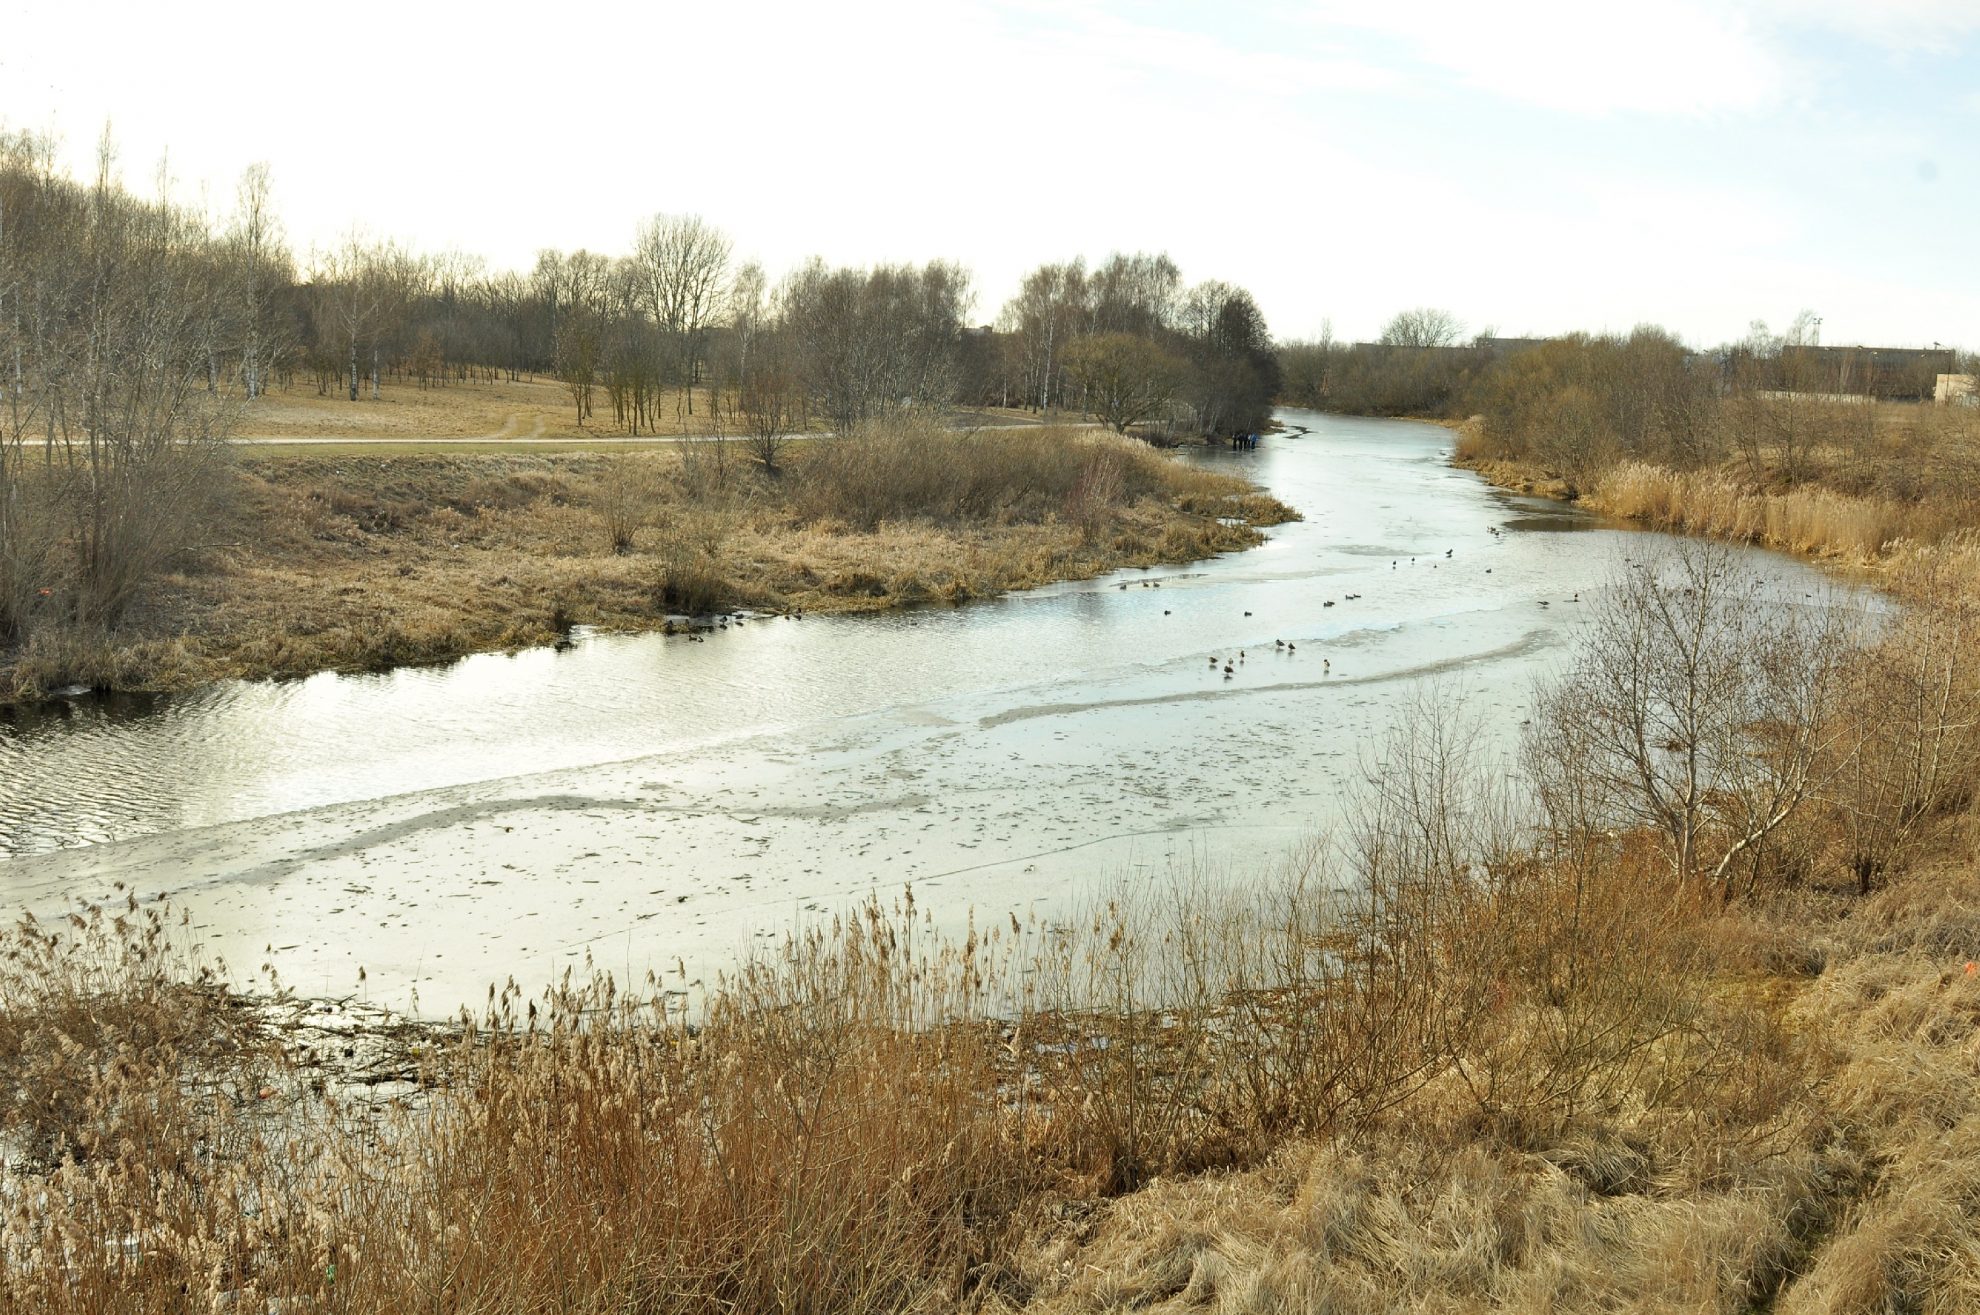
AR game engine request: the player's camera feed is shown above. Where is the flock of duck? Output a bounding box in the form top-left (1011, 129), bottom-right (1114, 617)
top-left (1152, 530), bottom-right (1589, 684)
top-left (678, 609), bottom-right (803, 643)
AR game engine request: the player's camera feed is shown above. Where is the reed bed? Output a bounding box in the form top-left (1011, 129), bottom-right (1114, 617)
top-left (1586, 461), bottom-right (1914, 562)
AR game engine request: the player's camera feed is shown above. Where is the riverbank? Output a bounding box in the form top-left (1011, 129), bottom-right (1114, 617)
top-left (1, 426), bottom-right (1294, 700)
top-left (1452, 429), bottom-right (1980, 606)
top-left (1448, 364), bottom-right (1980, 599)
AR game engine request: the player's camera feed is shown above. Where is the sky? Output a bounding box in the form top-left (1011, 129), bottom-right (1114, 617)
top-left (4, 0), bottom-right (1977, 348)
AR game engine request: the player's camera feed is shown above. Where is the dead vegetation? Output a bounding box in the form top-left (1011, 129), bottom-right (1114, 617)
top-left (0, 423), bottom-right (1292, 699)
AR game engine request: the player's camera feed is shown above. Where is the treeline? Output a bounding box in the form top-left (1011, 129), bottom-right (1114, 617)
top-left (995, 254), bottom-right (1279, 437)
top-left (3, 134), bottom-right (1276, 442)
top-left (1280, 309), bottom-right (1977, 490)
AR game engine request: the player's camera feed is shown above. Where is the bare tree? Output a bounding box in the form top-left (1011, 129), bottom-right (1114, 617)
top-left (310, 234), bottom-right (420, 402)
top-left (555, 309), bottom-right (601, 427)
top-left (1380, 307), bottom-right (1464, 348)
top-left (1529, 541), bottom-right (1855, 896)
top-left (724, 260), bottom-right (768, 388)
top-left (737, 327), bottom-right (804, 472)
top-left (1089, 252), bottom-right (1179, 338)
top-left (779, 259), bottom-right (971, 432)
top-left (997, 260), bottom-right (1088, 413)
top-left (1062, 332), bottom-right (1184, 434)
top-left (0, 130), bottom-right (238, 642)
top-left (227, 163), bottom-right (290, 400)
top-left (631, 214), bottom-right (731, 414)
top-left (1824, 589), bottom-right (1980, 893)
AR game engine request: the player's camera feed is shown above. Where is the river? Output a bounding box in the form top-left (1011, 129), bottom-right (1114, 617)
top-left (0, 412), bottom-right (1846, 1012)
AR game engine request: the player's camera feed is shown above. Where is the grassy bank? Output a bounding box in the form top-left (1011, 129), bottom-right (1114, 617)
top-left (1, 425), bottom-right (1293, 699)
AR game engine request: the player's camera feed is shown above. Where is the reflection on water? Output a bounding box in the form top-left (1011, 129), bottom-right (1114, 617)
top-left (0, 689), bottom-right (165, 735)
top-left (1501, 513), bottom-right (1603, 533)
top-left (0, 411), bottom-right (1845, 860)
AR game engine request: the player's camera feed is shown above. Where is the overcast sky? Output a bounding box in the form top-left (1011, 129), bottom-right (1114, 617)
top-left (5, 1), bottom-right (1977, 347)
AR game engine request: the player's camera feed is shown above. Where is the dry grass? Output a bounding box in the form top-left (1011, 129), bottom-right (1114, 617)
top-left (236, 376), bottom-right (758, 440)
top-left (0, 425), bottom-right (1292, 698)
top-left (234, 377), bottom-right (1047, 443)
top-left (1586, 461), bottom-right (1914, 562)
top-left (996, 872), bottom-right (1980, 1315)
top-left (17, 823), bottom-right (1980, 1312)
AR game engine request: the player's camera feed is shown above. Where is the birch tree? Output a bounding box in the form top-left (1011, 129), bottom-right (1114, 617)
top-left (227, 162), bottom-right (289, 399)
top-left (997, 260), bottom-right (1088, 412)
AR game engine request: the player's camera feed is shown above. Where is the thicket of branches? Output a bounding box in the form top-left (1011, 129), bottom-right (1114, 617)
top-left (0, 132), bottom-right (240, 657)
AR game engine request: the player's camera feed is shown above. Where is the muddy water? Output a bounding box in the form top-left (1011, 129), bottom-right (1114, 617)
top-left (0, 413), bottom-right (1848, 1012)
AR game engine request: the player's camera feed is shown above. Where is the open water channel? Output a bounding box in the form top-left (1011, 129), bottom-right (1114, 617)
top-left (0, 412), bottom-right (1848, 1012)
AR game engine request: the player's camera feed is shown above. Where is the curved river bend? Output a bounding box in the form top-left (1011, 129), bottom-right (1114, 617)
top-left (0, 412), bottom-right (1847, 1011)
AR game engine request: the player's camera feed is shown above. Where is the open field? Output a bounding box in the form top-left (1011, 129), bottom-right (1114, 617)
top-left (238, 376), bottom-right (726, 440)
top-left (1, 425), bottom-right (1294, 698)
top-left (236, 376), bottom-right (1059, 442)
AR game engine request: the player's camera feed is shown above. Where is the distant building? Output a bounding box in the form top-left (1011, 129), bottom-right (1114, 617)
top-left (1938, 373), bottom-right (1977, 406)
